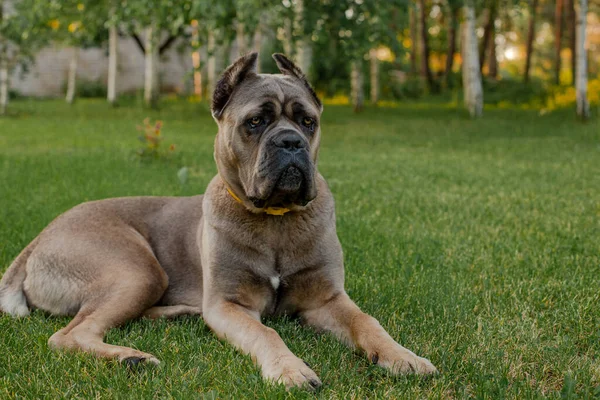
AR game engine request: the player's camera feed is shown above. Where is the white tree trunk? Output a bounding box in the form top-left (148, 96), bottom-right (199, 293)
top-left (207, 31), bottom-right (216, 99)
top-left (369, 48), bottom-right (379, 104)
top-left (252, 14), bottom-right (265, 73)
top-left (293, 0), bottom-right (312, 76)
top-left (1, 0), bottom-right (8, 116)
top-left (0, 54), bottom-right (8, 116)
top-left (235, 20), bottom-right (247, 56)
top-left (144, 25), bottom-right (158, 108)
top-left (107, 17), bottom-right (118, 105)
top-left (65, 47), bottom-right (78, 104)
top-left (575, 0), bottom-right (589, 120)
top-left (462, 2), bottom-right (483, 118)
top-left (351, 61), bottom-right (364, 113)
top-left (282, 18), bottom-right (293, 56)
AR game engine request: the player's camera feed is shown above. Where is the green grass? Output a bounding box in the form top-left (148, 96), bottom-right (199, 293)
top-left (1, 99), bottom-right (599, 399)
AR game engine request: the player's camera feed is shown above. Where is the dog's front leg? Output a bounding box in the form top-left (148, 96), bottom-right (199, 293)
top-left (203, 300), bottom-right (322, 390)
top-left (301, 292), bottom-right (438, 375)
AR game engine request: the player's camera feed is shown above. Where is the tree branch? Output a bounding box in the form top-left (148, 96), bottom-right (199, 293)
top-left (131, 33), bottom-right (145, 54)
top-left (159, 35), bottom-right (178, 55)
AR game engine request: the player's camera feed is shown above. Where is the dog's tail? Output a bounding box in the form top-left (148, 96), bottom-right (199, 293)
top-left (0, 238), bottom-right (37, 317)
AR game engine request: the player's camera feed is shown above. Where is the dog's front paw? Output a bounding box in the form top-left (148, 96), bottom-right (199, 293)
top-left (371, 344), bottom-right (438, 375)
top-left (263, 355), bottom-right (322, 391)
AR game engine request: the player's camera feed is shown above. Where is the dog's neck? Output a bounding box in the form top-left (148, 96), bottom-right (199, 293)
top-left (225, 186), bottom-right (291, 216)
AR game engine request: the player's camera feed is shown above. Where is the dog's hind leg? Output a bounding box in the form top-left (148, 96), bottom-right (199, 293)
top-left (47, 265), bottom-right (168, 365)
top-left (143, 305), bottom-right (202, 319)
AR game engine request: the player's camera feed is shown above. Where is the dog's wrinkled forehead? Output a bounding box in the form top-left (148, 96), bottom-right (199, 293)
top-left (211, 53), bottom-right (322, 121)
top-left (225, 75), bottom-right (320, 122)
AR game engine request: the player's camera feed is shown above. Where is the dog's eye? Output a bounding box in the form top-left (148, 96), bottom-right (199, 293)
top-left (301, 117), bottom-right (315, 130)
top-left (247, 116), bottom-right (264, 129)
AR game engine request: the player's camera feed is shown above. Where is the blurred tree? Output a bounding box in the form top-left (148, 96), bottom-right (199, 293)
top-left (0, 0), bottom-right (52, 115)
top-left (189, 0), bottom-right (236, 98)
top-left (418, 0), bottom-right (434, 91)
top-left (311, 0), bottom-right (405, 110)
top-left (462, 0), bottom-right (483, 117)
top-left (524, 0), bottom-right (539, 83)
top-left (444, 0), bottom-right (461, 86)
top-left (50, 0), bottom-right (108, 104)
top-left (565, 0), bottom-right (576, 85)
top-left (409, 4), bottom-right (418, 75)
top-left (575, 0), bottom-right (588, 119)
top-left (479, 0), bottom-right (497, 75)
top-left (107, 0), bottom-right (118, 105)
top-left (120, 0), bottom-right (193, 108)
top-left (554, 0), bottom-right (564, 84)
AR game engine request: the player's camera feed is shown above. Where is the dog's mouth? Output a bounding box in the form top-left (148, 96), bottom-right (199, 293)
top-left (250, 164), bottom-right (315, 209)
top-left (276, 166), bottom-right (304, 194)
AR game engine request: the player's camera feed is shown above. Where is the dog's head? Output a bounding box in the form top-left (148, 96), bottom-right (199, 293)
top-left (211, 53), bottom-right (323, 212)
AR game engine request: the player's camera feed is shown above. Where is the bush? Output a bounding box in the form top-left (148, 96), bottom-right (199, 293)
top-left (77, 80), bottom-right (107, 98)
top-left (483, 78), bottom-right (549, 107)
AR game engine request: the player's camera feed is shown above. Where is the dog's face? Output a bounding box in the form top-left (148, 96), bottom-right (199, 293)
top-left (211, 53), bottom-right (323, 211)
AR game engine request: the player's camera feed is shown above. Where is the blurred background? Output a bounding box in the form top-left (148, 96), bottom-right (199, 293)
top-left (0, 0), bottom-right (598, 117)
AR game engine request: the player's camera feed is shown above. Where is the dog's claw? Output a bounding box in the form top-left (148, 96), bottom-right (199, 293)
top-left (309, 378), bottom-right (322, 389)
top-left (371, 353), bottom-right (379, 365)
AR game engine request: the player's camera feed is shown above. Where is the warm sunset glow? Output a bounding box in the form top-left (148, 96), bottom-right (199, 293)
top-left (504, 47), bottom-right (517, 60)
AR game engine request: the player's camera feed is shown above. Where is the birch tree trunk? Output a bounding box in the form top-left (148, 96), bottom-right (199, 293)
top-left (207, 31), bottom-right (216, 98)
top-left (350, 61), bottom-right (364, 113)
top-left (462, 2), bottom-right (483, 118)
top-left (252, 14), bottom-right (265, 73)
top-left (575, 0), bottom-right (589, 120)
top-left (524, 0), bottom-right (539, 83)
top-left (369, 48), bottom-right (379, 104)
top-left (107, 14), bottom-right (118, 105)
top-left (235, 20), bottom-right (247, 56)
top-left (282, 18), bottom-right (293, 56)
top-left (144, 25), bottom-right (158, 108)
top-left (554, 0), bottom-right (564, 84)
top-left (0, 0), bottom-right (8, 116)
top-left (0, 54), bottom-right (8, 116)
top-left (293, 0), bottom-right (311, 77)
top-left (65, 47), bottom-right (78, 104)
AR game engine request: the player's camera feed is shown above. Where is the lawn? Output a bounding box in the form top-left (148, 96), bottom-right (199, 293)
top-left (1, 99), bottom-right (599, 399)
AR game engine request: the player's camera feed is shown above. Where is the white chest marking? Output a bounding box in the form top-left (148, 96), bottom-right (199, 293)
top-left (270, 276), bottom-right (280, 290)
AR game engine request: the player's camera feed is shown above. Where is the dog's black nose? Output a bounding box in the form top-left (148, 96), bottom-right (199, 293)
top-left (272, 131), bottom-right (305, 151)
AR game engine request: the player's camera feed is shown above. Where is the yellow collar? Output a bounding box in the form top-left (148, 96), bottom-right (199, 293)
top-left (226, 187), bottom-right (291, 216)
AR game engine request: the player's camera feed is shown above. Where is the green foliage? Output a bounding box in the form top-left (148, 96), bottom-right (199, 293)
top-left (46, 0), bottom-right (108, 48)
top-left (76, 80), bottom-right (108, 98)
top-left (390, 75), bottom-right (426, 100)
top-left (483, 77), bottom-right (550, 106)
top-left (0, 0), bottom-right (54, 66)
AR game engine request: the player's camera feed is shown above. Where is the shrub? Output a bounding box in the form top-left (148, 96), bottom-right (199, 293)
top-left (136, 118), bottom-right (176, 160)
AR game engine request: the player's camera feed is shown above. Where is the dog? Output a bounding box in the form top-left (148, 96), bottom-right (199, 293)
top-left (0, 53), bottom-right (437, 389)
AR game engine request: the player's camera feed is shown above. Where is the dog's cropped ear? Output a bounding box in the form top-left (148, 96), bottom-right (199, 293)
top-left (212, 52), bottom-right (259, 119)
top-left (272, 53), bottom-right (322, 111)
